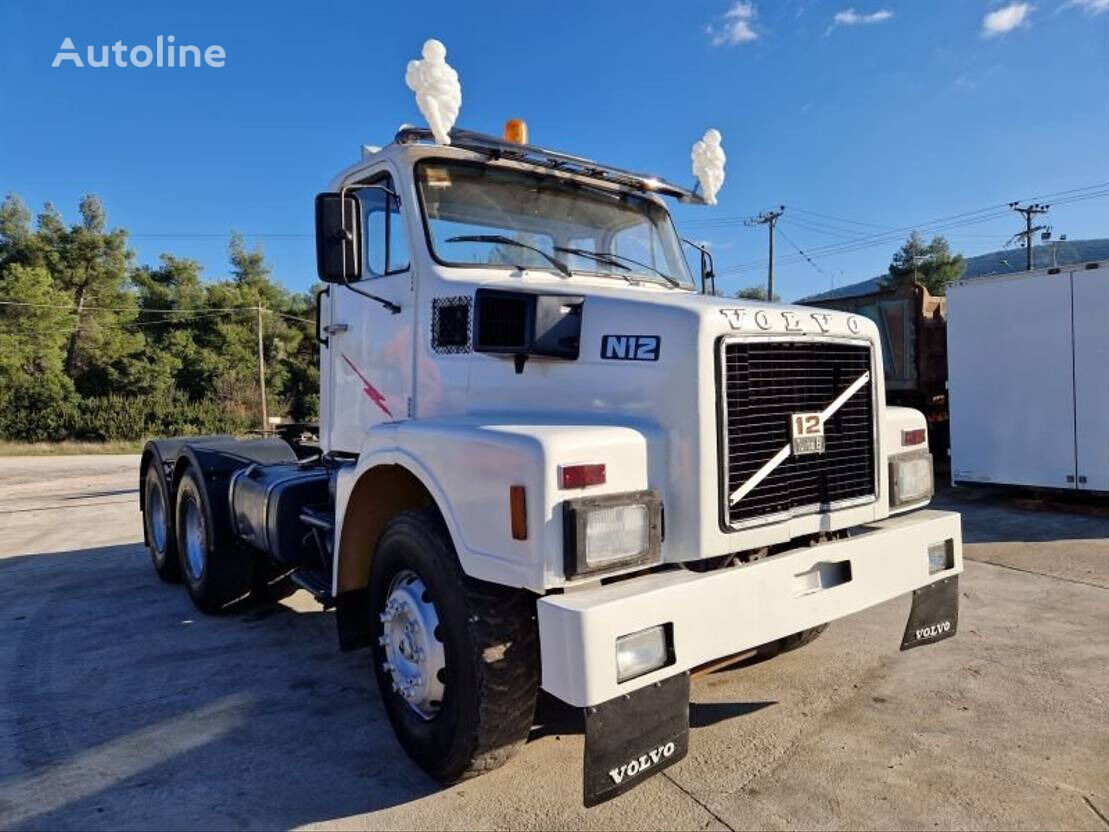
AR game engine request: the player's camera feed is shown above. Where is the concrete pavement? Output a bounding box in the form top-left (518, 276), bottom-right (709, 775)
top-left (1, 455), bottom-right (1107, 830)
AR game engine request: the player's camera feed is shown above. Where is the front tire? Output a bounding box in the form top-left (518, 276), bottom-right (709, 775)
top-left (369, 508), bottom-right (539, 782)
top-left (143, 463), bottom-right (181, 583)
top-left (174, 468), bottom-right (253, 613)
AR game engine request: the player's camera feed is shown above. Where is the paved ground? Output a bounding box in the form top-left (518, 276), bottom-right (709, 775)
top-left (1, 454), bottom-right (1107, 831)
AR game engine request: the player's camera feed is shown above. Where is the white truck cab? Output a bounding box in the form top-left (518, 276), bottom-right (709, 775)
top-left (140, 125), bottom-right (962, 806)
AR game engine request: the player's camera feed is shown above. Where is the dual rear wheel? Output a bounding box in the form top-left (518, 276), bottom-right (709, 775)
top-left (142, 465), bottom-right (254, 612)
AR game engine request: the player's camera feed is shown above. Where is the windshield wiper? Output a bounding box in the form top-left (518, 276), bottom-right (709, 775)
top-left (553, 246), bottom-right (632, 273)
top-left (445, 234), bottom-right (571, 277)
top-left (595, 250), bottom-right (683, 288)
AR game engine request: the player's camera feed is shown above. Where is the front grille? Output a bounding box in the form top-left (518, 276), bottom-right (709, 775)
top-left (720, 339), bottom-right (876, 528)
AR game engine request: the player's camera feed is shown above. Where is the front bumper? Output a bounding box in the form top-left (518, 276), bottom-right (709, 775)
top-left (538, 508), bottom-right (962, 707)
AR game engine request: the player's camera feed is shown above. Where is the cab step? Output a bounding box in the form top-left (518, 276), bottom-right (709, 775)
top-left (291, 569), bottom-right (335, 607)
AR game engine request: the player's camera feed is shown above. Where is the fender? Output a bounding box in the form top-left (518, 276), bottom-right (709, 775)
top-left (333, 417), bottom-right (661, 595)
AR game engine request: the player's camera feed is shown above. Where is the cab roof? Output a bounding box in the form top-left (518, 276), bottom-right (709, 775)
top-left (330, 127), bottom-right (708, 205)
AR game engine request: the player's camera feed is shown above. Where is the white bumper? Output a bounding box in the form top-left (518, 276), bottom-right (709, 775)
top-left (537, 509), bottom-right (962, 706)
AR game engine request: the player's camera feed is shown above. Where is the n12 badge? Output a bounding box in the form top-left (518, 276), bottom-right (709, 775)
top-left (601, 335), bottom-right (660, 361)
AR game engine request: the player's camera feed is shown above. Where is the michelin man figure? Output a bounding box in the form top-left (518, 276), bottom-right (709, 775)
top-left (691, 129), bottom-right (726, 205)
top-left (405, 39), bottom-right (462, 146)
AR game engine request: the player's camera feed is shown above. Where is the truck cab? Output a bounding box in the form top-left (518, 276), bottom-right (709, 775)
top-left (140, 125), bottom-right (962, 807)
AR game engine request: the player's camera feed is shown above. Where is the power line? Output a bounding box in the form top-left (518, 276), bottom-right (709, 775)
top-left (777, 227), bottom-right (828, 278)
top-left (127, 233), bottom-right (310, 240)
top-left (0, 300), bottom-right (265, 313)
top-left (684, 181), bottom-right (1109, 232)
top-left (719, 188), bottom-right (1109, 275)
top-left (789, 207), bottom-right (894, 230)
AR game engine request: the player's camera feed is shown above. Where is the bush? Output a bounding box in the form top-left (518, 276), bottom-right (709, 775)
top-left (0, 375), bottom-right (79, 442)
top-left (0, 387), bottom-right (252, 442)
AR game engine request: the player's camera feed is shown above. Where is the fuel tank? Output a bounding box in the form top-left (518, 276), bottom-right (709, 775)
top-left (229, 463), bottom-right (330, 565)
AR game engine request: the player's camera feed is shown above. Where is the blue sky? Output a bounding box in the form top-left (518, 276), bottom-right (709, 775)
top-left (2, 0), bottom-right (1107, 300)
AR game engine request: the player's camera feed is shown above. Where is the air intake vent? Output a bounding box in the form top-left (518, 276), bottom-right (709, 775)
top-left (473, 289), bottom-right (584, 362)
top-left (431, 296), bottom-right (471, 353)
top-left (475, 291), bottom-right (530, 350)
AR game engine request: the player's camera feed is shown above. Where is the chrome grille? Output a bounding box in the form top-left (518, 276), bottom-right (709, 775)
top-left (720, 339), bottom-right (876, 528)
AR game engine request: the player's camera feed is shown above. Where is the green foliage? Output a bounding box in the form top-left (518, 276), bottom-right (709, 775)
top-left (66, 392), bottom-right (251, 441)
top-left (0, 374), bottom-right (79, 442)
top-left (0, 193), bottom-right (319, 442)
top-left (884, 231), bottom-right (966, 296)
top-left (734, 285), bottom-right (781, 301)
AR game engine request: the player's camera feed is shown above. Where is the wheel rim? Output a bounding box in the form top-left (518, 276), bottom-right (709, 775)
top-left (379, 569), bottom-right (446, 721)
top-left (148, 487), bottom-right (167, 554)
top-left (183, 498), bottom-right (207, 581)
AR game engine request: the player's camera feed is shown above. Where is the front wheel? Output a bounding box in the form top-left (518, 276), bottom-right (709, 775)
top-left (369, 508), bottom-right (539, 782)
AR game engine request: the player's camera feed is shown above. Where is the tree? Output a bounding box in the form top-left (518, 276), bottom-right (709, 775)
top-left (734, 285), bottom-right (780, 302)
top-left (884, 232), bottom-right (965, 296)
top-left (0, 193), bottom-right (321, 441)
top-left (30, 195), bottom-right (144, 394)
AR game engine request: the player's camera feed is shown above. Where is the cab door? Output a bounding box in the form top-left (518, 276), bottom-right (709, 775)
top-left (322, 174), bottom-right (414, 453)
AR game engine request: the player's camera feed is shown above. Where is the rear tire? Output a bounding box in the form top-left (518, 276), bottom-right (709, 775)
top-left (369, 508), bottom-right (539, 783)
top-left (174, 468), bottom-right (253, 613)
top-left (143, 463), bottom-right (181, 583)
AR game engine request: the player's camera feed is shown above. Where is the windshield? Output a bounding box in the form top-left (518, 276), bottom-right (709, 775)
top-left (415, 160), bottom-right (695, 289)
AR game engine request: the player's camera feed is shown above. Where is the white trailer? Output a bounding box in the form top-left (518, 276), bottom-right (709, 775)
top-left (138, 124), bottom-right (962, 807)
top-left (948, 263), bottom-right (1109, 492)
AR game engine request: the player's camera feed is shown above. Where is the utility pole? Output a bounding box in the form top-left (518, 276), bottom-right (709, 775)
top-left (1009, 202), bottom-right (1050, 272)
top-left (745, 205), bottom-right (785, 300)
top-left (256, 305), bottom-right (268, 433)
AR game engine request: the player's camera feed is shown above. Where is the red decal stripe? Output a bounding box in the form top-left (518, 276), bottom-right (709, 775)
top-left (341, 353), bottom-right (393, 418)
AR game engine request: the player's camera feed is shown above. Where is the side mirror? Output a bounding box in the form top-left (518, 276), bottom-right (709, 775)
top-left (681, 238), bottom-right (716, 295)
top-left (315, 193), bottom-right (362, 283)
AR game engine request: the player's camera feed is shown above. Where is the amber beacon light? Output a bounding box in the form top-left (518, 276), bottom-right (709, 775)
top-left (504, 119), bottom-right (528, 144)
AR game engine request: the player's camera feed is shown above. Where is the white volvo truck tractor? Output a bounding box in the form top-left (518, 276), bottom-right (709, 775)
top-left (138, 124), bottom-right (962, 807)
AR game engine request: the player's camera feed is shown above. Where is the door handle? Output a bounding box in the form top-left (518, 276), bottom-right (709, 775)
top-left (315, 287), bottom-right (329, 347)
top-left (323, 323), bottom-right (349, 335)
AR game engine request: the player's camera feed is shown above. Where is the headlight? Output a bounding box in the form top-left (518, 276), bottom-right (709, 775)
top-left (563, 490), bottom-right (662, 578)
top-left (616, 624), bottom-right (672, 683)
top-left (889, 450), bottom-right (934, 507)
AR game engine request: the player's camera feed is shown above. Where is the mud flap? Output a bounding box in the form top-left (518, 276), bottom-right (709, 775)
top-left (901, 575), bottom-right (959, 650)
top-left (582, 672), bottom-right (689, 807)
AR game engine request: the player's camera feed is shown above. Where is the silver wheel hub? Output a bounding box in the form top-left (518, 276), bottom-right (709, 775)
top-left (183, 499), bottom-right (206, 581)
top-left (149, 491), bottom-right (167, 553)
top-left (379, 570), bottom-right (445, 720)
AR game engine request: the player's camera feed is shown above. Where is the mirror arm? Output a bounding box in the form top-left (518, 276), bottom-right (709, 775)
top-left (681, 238), bottom-right (716, 295)
top-left (338, 276), bottom-right (402, 315)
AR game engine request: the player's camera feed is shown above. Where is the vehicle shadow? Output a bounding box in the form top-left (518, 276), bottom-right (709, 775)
top-left (932, 484), bottom-right (1109, 543)
top-left (529, 690), bottom-right (775, 740)
top-left (0, 543), bottom-right (437, 830)
top-left (0, 543), bottom-right (782, 829)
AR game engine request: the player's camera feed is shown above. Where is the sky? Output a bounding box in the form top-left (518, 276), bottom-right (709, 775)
top-left (2, 0), bottom-right (1107, 301)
